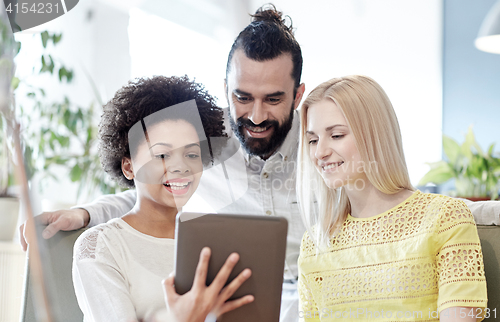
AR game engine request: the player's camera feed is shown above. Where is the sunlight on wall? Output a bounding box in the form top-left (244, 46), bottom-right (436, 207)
top-left (128, 8), bottom-right (230, 107)
top-left (259, 0), bottom-right (444, 186)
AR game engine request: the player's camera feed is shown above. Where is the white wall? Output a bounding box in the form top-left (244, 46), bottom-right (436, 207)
top-left (127, 0), bottom-right (252, 106)
top-left (128, 8), bottom-right (231, 106)
top-left (250, 0), bottom-right (444, 185)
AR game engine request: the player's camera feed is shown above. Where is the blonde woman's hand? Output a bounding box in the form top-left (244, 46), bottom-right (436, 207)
top-left (163, 247), bottom-right (254, 322)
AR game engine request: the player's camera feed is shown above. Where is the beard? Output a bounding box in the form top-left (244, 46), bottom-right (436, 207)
top-left (229, 103), bottom-right (295, 159)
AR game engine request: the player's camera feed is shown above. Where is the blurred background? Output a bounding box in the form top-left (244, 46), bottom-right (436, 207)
top-left (9, 0), bottom-right (500, 214)
top-left (2, 0), bottom-right (500, 320)
top-left (3, 0), bottom-right (499, 220)
top-left (6, 0), bottom-right (500, 220)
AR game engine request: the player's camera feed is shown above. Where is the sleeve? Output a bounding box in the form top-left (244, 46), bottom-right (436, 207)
top-left (298, 272), bottom-right (321, 322)
top-left (72, 228), bottom-right (138, 322)
top-left (73, 190), bottom-right (136, 227)
top-left (298, 233), bottom-right (321, 322)
top-left (435, 197), bottom-right (488, 319)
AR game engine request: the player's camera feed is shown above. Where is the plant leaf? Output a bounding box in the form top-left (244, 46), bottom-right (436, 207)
top-left (418, 161), bottom-right (454, 185)
top-left (488, 143), bottom-right (495, 157)
top-left (48, 55), bottom-right (55, 74)
top-left (52, 33), bottom-right (62, 45)
top-left (60, 136), bottom-right (70, 148)
top-left (455, 178), bottom-right (475, 197)
top-left (14, 41), bottom-right (21, 56)
top-left (66, 70), bottom-right (73, 82)
top-left (467, 155), bottom-right (485, 179)
top-left (461, 127), bottom-right (475, 160)
top-left (41, 31), bottom-right (49, 48)
top-left (443, 135), bottom-right (461, 164)
top-left (70, 164), bottom-right (82, 182)
top-left (40, 55), bottom-right (47, 72)
top-left (493, 163), bottom-right (500, 176)
top-left (469, 125), bottom-right (485, 156)
top-left (58, 67), bottom-right (65, 82)
top-left (11, 77), bottom-right (20, 90)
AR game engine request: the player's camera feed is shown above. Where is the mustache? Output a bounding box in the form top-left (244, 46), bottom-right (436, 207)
top-left (237, 117), bottom-right (278, 129)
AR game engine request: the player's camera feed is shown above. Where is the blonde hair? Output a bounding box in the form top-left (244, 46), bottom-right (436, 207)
top-left (297, 75), bottom-right (414, 249)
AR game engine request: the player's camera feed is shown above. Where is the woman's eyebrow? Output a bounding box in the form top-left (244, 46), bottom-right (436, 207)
top-left (184, 143), bottom-right (200, 149)
top-left (324, 124), bottom-right (347, 132)
top-left (306, 124), bottom-right (347, 135)
top-left (149, 142), bottom-right (200, 149)
top-left (149, 143), bottom-right (172, 149)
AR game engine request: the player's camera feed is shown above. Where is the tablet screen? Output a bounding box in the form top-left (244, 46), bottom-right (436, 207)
top-left (174, 212), bottom-right (288, 322)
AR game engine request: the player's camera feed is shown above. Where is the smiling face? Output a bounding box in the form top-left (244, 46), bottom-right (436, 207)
top-left (306, 99), bottom-right (367, 190)
top-left (126, 119), bottom-right (203, 210)
top-left (225, 50), bottom-right (304, 159)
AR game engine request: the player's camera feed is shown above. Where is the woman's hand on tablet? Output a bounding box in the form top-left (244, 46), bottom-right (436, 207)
top-left (163, 247), bottom-right (254, 322)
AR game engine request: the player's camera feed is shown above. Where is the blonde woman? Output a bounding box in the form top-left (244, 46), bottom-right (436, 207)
top-left (297, 75), bottom-right (487, 322)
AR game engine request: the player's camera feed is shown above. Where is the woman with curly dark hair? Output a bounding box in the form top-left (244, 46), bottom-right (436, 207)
top-left (72, 76), bottom-right (253, 322)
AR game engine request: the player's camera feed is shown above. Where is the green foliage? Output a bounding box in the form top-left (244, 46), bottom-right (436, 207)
top-left (11, 76), bottom-right (19, 90)
top-left (419, 126), bottom-right (500, 200)
top-left (0, 13), bottom-right (18, 196)
top-left (1, 29), bottom-right (121, 200)
top-left (58, 66), bottom-right (73, 82)
top-left (40, 54), bottom-right (55, 73)
top-left (40, 31), bottom-right (62, 48)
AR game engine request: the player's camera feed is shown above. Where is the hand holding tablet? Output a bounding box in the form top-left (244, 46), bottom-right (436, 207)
top-left (163, 247), bottom-right (254, 322)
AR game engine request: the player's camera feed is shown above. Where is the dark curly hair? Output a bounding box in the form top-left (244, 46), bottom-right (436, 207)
top-left (226, 4), bottom-right (303, 93)
top-left (98, 75), bottom-right (226, 188)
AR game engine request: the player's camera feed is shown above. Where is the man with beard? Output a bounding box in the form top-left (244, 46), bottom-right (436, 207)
top-left (21, 4), bottom-right (306, 322)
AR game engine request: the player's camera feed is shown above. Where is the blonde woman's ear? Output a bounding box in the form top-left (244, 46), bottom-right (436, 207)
top-left (122, 157), bottom-right (134, 180)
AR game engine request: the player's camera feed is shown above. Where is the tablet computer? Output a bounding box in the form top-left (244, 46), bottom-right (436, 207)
top-left (174, 212), bottom-right (288, 322)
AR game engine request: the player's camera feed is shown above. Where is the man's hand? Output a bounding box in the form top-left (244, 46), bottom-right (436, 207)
top-left (19, 208), bottom-right (90, 251)
top-left (163, 247), bottom-right (254, 322)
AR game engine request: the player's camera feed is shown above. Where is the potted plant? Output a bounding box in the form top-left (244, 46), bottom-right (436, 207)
top-left (419, 126), bottom-right (500, 200)
top-left (15, 30), bottom-right (121, 197)
top-left (1, 26), bottom-right (121, 240)
top-left (0, 11), bottom-right (20, 241)
top-left (0, 120), bottom-right (20, 241)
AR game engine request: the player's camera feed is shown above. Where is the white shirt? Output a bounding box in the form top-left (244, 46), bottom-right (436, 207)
top-left (78, 110), bottom-right (304, 322)
top-left (191, 110), bottom-right (304, 281)
top-left (80, 110), bottom-right (305, 281)
top-left (72, 218), bottom-right (175, 322)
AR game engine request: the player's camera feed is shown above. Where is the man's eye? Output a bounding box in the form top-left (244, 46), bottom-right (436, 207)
top-left (236, 96), bottom-right (251, 102)
top-left (267, 97), bottom-right (281, 104)
top-left (155, 154), bottom-right (170, 160)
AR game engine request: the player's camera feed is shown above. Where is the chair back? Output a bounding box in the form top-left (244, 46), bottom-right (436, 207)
top-left (21, 226), bottom-right (86, 322)
top-left (477, 225), bottom-right (500, 314)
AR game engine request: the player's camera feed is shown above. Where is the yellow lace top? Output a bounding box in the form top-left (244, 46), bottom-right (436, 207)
top-left (298, 191), bottom-right (487, 321)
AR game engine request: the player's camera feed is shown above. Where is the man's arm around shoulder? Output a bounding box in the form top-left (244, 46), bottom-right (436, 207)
top-left (19, 189), bottom-right (136, 251)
